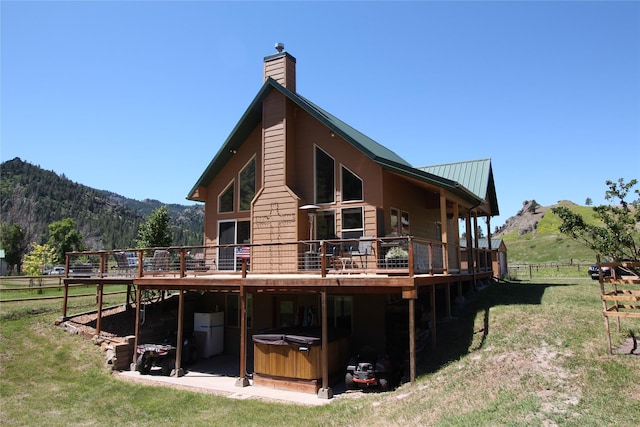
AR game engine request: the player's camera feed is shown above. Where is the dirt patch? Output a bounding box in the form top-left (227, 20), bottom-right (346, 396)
top-left (615, 335), bottom-right (640, 356)
top-left (62, 304), bottom-right (133, 340)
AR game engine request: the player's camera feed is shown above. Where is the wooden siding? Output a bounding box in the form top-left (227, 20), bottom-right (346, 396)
top-left (290, 109), bottom-right (385, 238)
top-left (263, 91), bottom-right (287, 187)
top-left (263, 53), bottom-right (296, 91)
top-left (382, 171), bottom-right (442, 239)
top-left (251, 89), bottom-right (301, 273)
top-left (203, 127), bottom-right (262, 246)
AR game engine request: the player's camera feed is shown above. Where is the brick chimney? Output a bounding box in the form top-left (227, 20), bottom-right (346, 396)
top-left (263, 42), bottom-right (296, 92)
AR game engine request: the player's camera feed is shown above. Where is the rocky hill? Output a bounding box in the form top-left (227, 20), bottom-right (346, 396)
top-left (494, 200), bottom-right (550, 237)
top-left (0, 157), bottom-right (204, 250)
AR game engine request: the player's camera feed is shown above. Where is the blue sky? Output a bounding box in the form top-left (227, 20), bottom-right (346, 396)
top-left (2, 1), bottom-right (639, 229)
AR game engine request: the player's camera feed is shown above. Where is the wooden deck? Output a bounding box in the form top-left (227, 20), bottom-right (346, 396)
top-left (60, 241), bottom-right (495, 397)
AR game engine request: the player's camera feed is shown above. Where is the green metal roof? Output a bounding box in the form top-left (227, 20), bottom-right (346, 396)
top-left (188, 78), bottom-right (485, 207)
top-left (419, 159), bottom-right (499, 216)
top-left (460, 237), bottom-right (505, 250)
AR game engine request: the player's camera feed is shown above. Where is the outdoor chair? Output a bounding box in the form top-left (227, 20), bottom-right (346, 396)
top-left (348, 236), bottom-right (375, 269)
top-left (151, 250), bottom-right (171, 271)
top-left (113, 252), bottom-right (134, 273)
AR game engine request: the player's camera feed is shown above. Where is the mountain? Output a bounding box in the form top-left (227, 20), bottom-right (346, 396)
top-left (494, 199), bottom-right (619, 263)
top-left (0, 157), bottom-right (203, 250)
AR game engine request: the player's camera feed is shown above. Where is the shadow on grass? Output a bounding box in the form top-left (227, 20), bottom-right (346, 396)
top-left (414, 279), bottom-right (565, 378)
top-left (63, 280), bottom-right (571, 391)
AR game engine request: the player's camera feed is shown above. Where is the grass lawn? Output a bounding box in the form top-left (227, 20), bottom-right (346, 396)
top-left (1, 278), bottom-right (638, 426)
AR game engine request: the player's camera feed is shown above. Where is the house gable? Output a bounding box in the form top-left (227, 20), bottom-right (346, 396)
top-left (188, 77), bottom-right (484, 207)
top-left (419, 159), bottom-right (499, 216)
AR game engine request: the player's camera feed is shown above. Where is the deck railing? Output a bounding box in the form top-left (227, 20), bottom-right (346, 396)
top-left (64, 237), bottom-right (493, 279)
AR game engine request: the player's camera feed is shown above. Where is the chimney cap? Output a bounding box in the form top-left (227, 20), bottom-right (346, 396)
top-left (275, 42), bottom-right (285, 53)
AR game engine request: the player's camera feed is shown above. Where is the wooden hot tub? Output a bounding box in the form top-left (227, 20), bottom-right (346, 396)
top-left (252, 328), bottom-right (350, 393)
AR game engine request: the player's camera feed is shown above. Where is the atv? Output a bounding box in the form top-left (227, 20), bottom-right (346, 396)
top-left (345, 346), bottom-right (403, 392)
top-left (135, 333), bottom-right (198, 376)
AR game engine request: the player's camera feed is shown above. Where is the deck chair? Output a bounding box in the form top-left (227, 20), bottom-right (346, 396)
top-left (113, 252), bottom-right (132, 273)
top-left (151, 250), bottom-right (171, 271)
top-left (349, 237), bottom-right (375, 269)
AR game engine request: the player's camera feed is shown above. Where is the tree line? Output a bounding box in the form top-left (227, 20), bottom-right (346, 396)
top-left (0, 158), bottom-right (204, 274)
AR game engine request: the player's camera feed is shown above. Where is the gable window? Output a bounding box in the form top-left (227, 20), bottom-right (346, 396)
top-left (341, 166), bottom-right (363, 202)
top-left (315, 146), bottom-right (335, 204)
top-left (341, 207), bottom-right (364, 241)
top-left (239, 157), bottom-right (256, 211)
top-left (218, 181), bottom-right (234, 213)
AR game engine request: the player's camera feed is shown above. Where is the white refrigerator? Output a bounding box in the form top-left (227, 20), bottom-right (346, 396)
top-left (194, 312), bottom-right (224, 358)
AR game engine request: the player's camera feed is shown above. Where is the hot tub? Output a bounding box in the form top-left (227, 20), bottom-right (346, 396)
top-left (252, 328), bottom-right (350, 393)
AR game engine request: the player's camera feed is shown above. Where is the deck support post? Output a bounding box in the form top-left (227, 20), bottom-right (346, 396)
top-left (132, 287), bottom-right (141, 369)
top-left (409, 296), bottom-right (416, 383)
top-left (173, 288), bottom-right (185, 377)
top-left (466, 212), bottom-right (475, 285)
top-left (236, 284), bottom-right (249, 387)
top-left (440, 194), bottom-right (449, 274)
top-left (473, 213), bottom-right (479, 278)
top-left (317, 288), bottom-right (333, 399)
top-left (430, 284), bottom-right (437, 351)
top-left (96, 283), bottom-right (103, 335)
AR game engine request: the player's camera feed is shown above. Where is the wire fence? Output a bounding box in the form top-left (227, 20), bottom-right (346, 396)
top-left (507, 262), bottom-right (593, 280)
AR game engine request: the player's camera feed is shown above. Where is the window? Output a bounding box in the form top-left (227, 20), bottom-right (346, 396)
top-left (315, 147), bottom-right (335, 204)
top-left (316, 210), bottom-right (336, 240)
top-left (225, 293), bottom-right (253, 328)
top-left (341, 166), bottom-right (363, 202)
top-left (390, 208), bottom-right (409, 235)
top-left (390, 208), bottom-right (399, 235)
top-left (218, 181), bottom-right (234, 213)
top-left (401, 211), bottom-right (410, 235)
top-left (341, 207), bottom-right (364, 241)
top-left (218, 220), bottom-right (251, 271)
top-left (239, 157), bottom-right (256, 211)
top-left (237, 220), bottom-right (251, 244)
top-left (328, 296), bottom-right (352, 331)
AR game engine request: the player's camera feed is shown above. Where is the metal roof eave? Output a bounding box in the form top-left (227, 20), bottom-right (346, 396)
top-left (377, 158), bottom-right (484, 206)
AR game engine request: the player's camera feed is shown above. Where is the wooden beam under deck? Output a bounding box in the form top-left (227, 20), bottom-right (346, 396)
top-left (130, 271), bottom-right (490, 291)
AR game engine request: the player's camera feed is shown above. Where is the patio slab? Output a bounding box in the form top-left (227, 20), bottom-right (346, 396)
top-left (115, 354), bottom-right (353, 406)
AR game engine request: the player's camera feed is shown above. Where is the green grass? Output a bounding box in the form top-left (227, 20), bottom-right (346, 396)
top-left (1, 279), bottom-right (639, 426)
